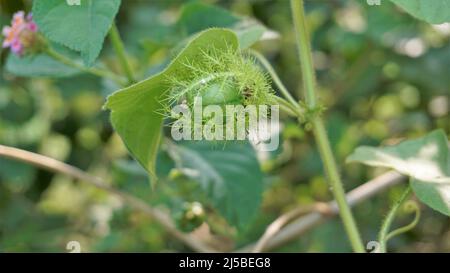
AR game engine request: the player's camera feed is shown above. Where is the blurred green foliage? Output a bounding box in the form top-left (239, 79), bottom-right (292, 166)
top-left (0, 0), bottom-right (449, 253)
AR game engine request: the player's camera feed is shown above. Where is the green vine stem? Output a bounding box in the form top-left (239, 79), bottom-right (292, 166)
top-left (44, 47), bottom-right (126, 86)
top-left (378, 186), bottom-right (419, 253)
top-left (109, 23), bottom-right (136, 85)
top-left (290, 0), bottom-right (365, 252)
top-left (271, 95), bottom-right (299, 117)
top-left (248, 49), bottom-right (303, 112)
top-left (385, 201), bottom-right (420, 242)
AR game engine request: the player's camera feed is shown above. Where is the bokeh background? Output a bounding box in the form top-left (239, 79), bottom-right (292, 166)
top-left (0, 0), bottom-right (449, 252)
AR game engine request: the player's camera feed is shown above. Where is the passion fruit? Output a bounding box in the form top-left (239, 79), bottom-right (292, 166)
top-left (187, 79), bottom-right (243, 106)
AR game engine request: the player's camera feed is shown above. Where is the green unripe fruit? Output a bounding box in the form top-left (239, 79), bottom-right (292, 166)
top-left (166, 47), bottom-right (273, 121)
top-left (187, 79), bottom-right (243, 106)
top-left (175, 202), bottom-right (206, 232)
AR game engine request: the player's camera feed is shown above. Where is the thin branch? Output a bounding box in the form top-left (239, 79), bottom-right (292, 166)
top-left (239, 171), bottom-right (406, 252)
top-left (252, 202), bottom-right (332, 253)
top-left (0, 144), bottom-right (216, 253)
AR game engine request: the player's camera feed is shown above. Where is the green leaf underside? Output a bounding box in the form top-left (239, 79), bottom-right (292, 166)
top-left (170, 140), bottom-right (263, 228)
top-left (32, 0), bottom-right (121, 66)
top-left (347, 130), bottom-right (450, 216)
top-left (6, 45), bottom-right (80, 77)
top-left (6, 53), bottom-right (79, 78)
top-left (104, 29), bottom-right (239, 180)
top-left (390, 0), bottom-right (450, 24)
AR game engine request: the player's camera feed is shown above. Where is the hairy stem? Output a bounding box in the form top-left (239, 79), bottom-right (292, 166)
top-left (44, 47), bottom-right (126, 86)
top-left (290, 0), bottom-right (365, 252)
top-left (248, 49), bottom-right (302, 110)
top-left (385, 203), bottom-right (420, 242)
top-left (378, 186), bottom-right (413, 253)
top-left (271, 95), bottom-right (300, 117)
top-left (109, 23), bottom-right (136, 85)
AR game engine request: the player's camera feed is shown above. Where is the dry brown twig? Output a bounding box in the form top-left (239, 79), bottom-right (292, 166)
top-left (0, 144), bottom-right (405, 253)
top-left (242, 171), bottom-right (406, 252)
top-left (0, 144), bottom-right (216, 253)
top-left (252, 202), bottom-right (332, 253)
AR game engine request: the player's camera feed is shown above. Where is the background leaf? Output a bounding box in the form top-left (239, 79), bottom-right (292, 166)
top-left (176, 1), bottom-right (268, 49)
top-left (5, 45), bottom-right (80, 78)
top-left (389, 0), bottom-right (450, 24)
top-left (168, 140), bottom-right (263, 229)
top-left (104, 29), bottom-right (239, 180)
top-left (347, 130), bottom-right (450, 216)
top-left (177, 1), bottom-right (240, 35)
top-left (32, 0), bottom-right (121, 66)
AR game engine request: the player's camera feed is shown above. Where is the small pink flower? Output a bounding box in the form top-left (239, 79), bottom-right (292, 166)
top-left (2, 26), bottom-right (11, 36)
top-left (2, 26), bottom-right (12, 48)
top-left (11, 39), bottom-right (23, 55)
top-left (2, 11), bottom-right (39, 56)
top-left (27, 22), bottom-right (38, 32)
top-left (13, 11), bottom-right (25, 24)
